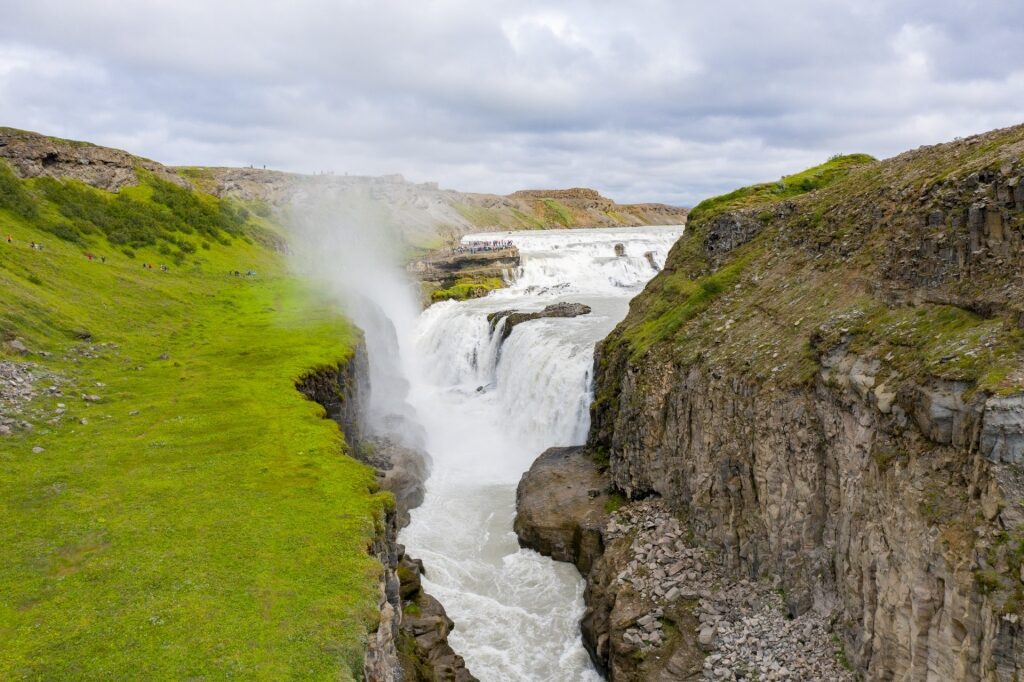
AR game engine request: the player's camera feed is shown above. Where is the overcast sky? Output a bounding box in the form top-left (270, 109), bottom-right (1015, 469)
top-left (1, 1), bottom-right (1022, 205)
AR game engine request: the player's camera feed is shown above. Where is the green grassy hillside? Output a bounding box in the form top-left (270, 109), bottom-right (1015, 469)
top-left (685, 153), bottom-right (876, 224)
top-left (599, 127), bottom-right (1024, 399)
top-left (0, 162), bottom-right (389, 679)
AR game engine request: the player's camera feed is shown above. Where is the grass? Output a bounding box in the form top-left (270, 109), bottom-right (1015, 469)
top-left (686, 154), bottom-right (876, 224)
top-left (430, 276), bottom-right (505, 303)
top-left (848, 304), bottom-right (1024, 395)
top-left (622, 252), bottom-right (752, 356)
top-left (540, 198), bottom-right (574, 227)
top-left (603, 493), bottom-right (626, 514)
top-left (0, 163), bottom-right (389, 680)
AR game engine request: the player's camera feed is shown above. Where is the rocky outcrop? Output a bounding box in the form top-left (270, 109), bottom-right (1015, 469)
top-left (296, 342), bottom-right (471, 681)
top-left (295, 343), bottom-right (370, 446)
top-left (514, 447), bottom-right (609, 575)
top-left (395, 548), bottom-right (477, 681)
top-left (0, 127), bottom-right (188, 191)
top-left (578, 125), bottom-right (1024, 681)
top-left (515, 449), bottom-right (856, 680)
top-left (407, 247), bottom-right (519, 304)
top-left (488, 303), bottom-right (593, 343)
top-left (360, 437), bottom-right (428, 529)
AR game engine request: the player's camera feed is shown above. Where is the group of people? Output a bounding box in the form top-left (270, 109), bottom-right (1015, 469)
top-left (230, 270), bottom-right (257, 277)
top-left (454, 239), bottom-right (514, 254)
top-left (6, 235), bottom-right (46, 251)
top-left (142, 263), bottom-right (168, 272)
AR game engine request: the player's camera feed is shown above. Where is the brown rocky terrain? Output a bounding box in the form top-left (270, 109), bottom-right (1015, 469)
top-left (0, 127), bottom-right (187, 191)
top-left (518, 124), bottom-right (1024, 680)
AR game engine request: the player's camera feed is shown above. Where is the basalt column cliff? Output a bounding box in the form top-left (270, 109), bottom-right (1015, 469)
top-left (517, 125), bottom-right (1024, 680)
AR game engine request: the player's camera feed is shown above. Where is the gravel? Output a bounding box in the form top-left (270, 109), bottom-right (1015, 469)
top-left (607, 500), bottom-right (854, 681)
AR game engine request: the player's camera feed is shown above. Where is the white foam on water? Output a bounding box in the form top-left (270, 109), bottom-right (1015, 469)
top-left (401, 226), bottom-right (682, 680)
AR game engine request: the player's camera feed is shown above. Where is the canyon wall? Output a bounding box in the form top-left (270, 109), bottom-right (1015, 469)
top-left (518, 124), bottom-right (1024, 680)
top-left (296, 346), bottom-right (475, 682)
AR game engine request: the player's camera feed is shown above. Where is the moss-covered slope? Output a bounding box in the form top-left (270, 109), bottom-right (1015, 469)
top-left (601, 125), bottom-right (1024, 396)
top-left (0, 161), bottom-right (390, 679)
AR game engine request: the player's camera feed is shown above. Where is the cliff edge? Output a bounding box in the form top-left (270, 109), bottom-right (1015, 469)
top-left (517, 125), bottom-right (1024, 680)
top-left (589, 125), bottom-right (1024, 680)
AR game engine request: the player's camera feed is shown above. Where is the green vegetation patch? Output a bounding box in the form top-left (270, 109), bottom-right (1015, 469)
top-left (845, 304), bottom-right (1024, 395)
top-left (540, 198), bottom-right (574, 227)
top-left (0, 169), bottom-right (388, 680)
top-left (687, 154), bottom-right (876, 225)
top-left (622, 252), bottom-right (752, 356)
top-left (430, 276), bottom-right (505, 303)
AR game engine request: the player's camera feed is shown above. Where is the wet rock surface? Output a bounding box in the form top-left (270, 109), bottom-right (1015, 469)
top-left (395, 547), bottom-right (477, 682)
top-left (296, 345), bottom-right (472, 681)
top-left (488, 302), bottom-right (593, 342)
top-left (514, 446), bottom-right (609, 575)
top-left (359, 437), bottom-right (428, 529)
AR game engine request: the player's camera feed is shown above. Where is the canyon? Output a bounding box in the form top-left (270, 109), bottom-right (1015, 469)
top-left (516, 124), bottom-right (1024, 680)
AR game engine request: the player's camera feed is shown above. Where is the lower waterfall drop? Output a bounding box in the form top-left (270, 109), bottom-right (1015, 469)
top-left (400, 226), bottom-right (682, 680)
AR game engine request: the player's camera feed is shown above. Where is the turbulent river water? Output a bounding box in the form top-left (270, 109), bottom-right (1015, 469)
top-left (399, 226), bottom-right (682, 680)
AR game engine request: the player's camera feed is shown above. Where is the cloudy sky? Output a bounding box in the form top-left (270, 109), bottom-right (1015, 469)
top-left (1, 1), bottom-right (1022, 205)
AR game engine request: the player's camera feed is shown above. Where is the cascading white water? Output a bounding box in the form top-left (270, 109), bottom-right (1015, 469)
top-left (401, 226), bottom-right (682, 681)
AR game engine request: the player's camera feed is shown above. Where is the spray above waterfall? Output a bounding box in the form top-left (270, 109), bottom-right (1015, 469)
top-left (284, 187), bottom-right (425, 445)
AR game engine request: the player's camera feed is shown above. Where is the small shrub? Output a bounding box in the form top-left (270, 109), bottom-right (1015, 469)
top-left (604, 493), bottom-right (626, 514)
top-left (976, 568), bottom-right (1003, 595)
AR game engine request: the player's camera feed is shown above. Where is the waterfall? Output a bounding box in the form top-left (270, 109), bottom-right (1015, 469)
top-left (401, 226), bottom-right (682, 680)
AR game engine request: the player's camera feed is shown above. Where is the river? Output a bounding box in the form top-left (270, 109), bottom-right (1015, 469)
top-left (399, 226), bottom-right (682, 680)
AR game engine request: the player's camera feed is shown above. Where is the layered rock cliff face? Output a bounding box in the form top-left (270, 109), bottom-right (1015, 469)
top-left (296, 346), bottom-right (474, 681)
top-left (0, 127), bottom-right (188, 191)
top-left (406, 246), bottom-right (521, 304)
top-left (516, 126), bottom-right (1024, 681)
top-left (585, 125), bottom-right (1024, 680)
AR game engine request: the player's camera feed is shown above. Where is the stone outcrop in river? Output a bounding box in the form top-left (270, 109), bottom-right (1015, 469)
top-left (406, 246), bottom-right (521, 304)
top-left (517, 124), bottom-right (1024, 680)
top-left (488, 302), bottom-right (593, 342)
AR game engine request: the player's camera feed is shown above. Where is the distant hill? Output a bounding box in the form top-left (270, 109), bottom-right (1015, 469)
top-left (0, 128), bottom-right (687, 251)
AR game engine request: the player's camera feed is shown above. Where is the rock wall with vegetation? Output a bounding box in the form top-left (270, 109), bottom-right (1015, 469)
top-left (406, 246), bottom-right (520, 305)
top-left (297, 352), bottom-right (475, 681)
top-left (583, 125), bottom-right (1024, 680)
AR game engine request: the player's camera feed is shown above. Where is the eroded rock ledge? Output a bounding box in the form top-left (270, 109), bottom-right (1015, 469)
top-left (296, 345), bottom-right (475, 681)
top-left (515, 447), bottom-right (854, 680)
top-left (488, 302), bottom-right (593, 343)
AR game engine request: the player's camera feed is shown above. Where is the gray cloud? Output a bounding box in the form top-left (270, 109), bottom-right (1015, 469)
top-left (1, 0), bottom-right (1022, 205)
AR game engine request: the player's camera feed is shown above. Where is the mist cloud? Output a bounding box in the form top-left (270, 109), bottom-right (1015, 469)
top-left (1, 0), bottom-right (1021, 205)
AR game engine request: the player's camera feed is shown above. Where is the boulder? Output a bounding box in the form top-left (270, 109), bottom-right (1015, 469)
top-left (514, 446), bottom-right (609, 575)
